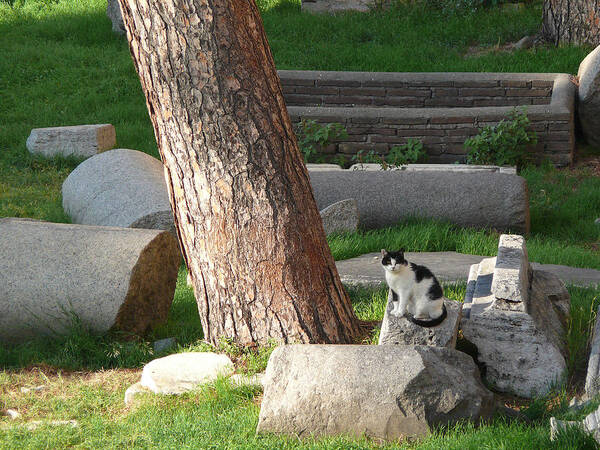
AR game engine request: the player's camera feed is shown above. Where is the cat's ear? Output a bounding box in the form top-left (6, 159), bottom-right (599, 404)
top-left (381, 249), bottom-right (388, 257)
top-left (398, 249), bottom-right (405, 259)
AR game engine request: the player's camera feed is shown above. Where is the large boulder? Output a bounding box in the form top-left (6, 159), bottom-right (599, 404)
top-left (378, 292), bottom-right (461, 348)
top-left (26, 124), bottom-right (116, 159)
top-left (257, 344), bottom-right (494, 441)
top-left (0, 218), bottom-right (180, 342)
top-left (62, 149), bottom-right (175, 234)
top-left (309, 170), bottom-right (530, 233)
top-left (461, 235), bottom-right (569, 398)
top-left (578, 45), bottom-right (600, 147)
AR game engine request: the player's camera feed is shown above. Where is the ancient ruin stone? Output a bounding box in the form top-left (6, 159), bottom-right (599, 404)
top-left (0, 218), bottom-right (179, 342)
top-left (378, 291), bottom-right (461, 348)
top-left (257, 344), bottom-right (494, 441)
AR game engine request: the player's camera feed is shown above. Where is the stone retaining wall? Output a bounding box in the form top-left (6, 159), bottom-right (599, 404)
top-left (279, 71), bottom-right (575, 166)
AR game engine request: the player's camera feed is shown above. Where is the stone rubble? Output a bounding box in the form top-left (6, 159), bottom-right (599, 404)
top-left (461, 234), bottom-right (569, 398)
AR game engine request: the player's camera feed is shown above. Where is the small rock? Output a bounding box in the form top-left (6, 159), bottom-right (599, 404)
top-left (124, 382), bottom-right (151, 406)
top-left (230, 373), bottom-right (265, 388)
top-left (20, 385), bottom-right (45, 393)
top-left (319, 198), bottom-right (359, 235)
top-left (378, 292), bottom-right (461, 348)
top-left (550, 417), bottom-right (583, 441)
top-left (595, 218), bottom-right (600, 226)
top-left (569, 397), bottom-right (593, 412)
top-left (140, 352), bottom-right (235, 395)
top-left (153, 337), bottom-right (176, 354)
top-left (107, 0), bottom-right (125, 34)
top-left (25, 420), bottom-right (78, 431)
top-left (514, 35), bottom-right (535, 50)
top-left (2, 409), bottom-right (20, 420)
top-left (26, 124), bottom-right (116, 159)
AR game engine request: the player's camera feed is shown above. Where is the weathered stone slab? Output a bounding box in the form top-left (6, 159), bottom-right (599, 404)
top-left (140, 353), bottom-right (234, 395)
top-left (26, 124), bottom-right (116, 158)
top-left (257, 345), bottom-right (494, 441)
top-left (0, 219), bottom-right (180, 342)
top-left (378, 292), bottom-right (461, 348)
top-left (586, 304), bottom-right (600, 398)
top-left (309, 170), bottom-right (530, 233)
top-left (62, 149), bottom-right (174, 234)
top-left (578, 45), bottom-right (600, 147)
top-left (491, 234), bottom-right (531, 306)
top-left (319, 198), bottom-right (358, 235)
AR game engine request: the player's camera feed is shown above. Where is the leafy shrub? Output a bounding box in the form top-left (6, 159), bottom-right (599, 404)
top-left (352, 138), bottom-right (427, 170)
top-left (465, 107), bottom-right (537, 168)
top-left (295, 119), bottom-right (348, 163)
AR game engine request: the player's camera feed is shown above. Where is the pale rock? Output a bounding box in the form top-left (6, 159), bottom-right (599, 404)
top-left (257, 344), bottom-right (494, 441)
top-left (106, 0), bottom-right (125, 34)
top-left (378, 292), bottom-right (461, 348)
top-left (230, 373), bottom-right (264, 388)
top-left (124, 382), bottom-right (152, 406)
top-left (586, 303), bottom-right (600, 398)
top-left (26, 124), bottom-right (115, 159)
top-left (319, 198), bottom-right (359, 235)
top-left (491, 234), bottom-right (530, 307)
top-left (140, 352), bottom-right (235, 395)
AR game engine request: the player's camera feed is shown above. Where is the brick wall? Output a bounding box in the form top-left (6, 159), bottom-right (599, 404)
top-left (279, 71), bottom-right (575, 166)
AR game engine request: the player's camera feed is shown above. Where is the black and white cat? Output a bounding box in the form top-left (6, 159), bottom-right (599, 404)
top-left (380, 249), bottom-right (447, 327)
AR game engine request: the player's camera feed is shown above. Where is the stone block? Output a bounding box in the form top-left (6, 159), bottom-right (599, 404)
top-left (378, 292), bottom-right (461, 348)
top-left (107, 0), bottom-right (125, 34)
top-left (257, 345), bottom-right (494, 441)
top-left (491, 234), bottom-right (531, 306)
top-left (62, 149), bottom-right (174, 233)
top-left (0, 219), bottom-right (180, 342)
top-left (26, 124), bottom-right (116, 159)
top-left (309, 170), bottom-right (530, 233)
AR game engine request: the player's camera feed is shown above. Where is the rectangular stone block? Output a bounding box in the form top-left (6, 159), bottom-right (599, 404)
top-left (491, 234), bottom-right (531, 305)
top-left (26, 124), bottom-right (116, 159)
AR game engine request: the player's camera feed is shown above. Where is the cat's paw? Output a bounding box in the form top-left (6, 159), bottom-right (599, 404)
top-left (391, 308), bottom-right (406, 318)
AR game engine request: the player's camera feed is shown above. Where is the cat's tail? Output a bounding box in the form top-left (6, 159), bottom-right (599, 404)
top-left (408, 304), bottom-right (447, 328)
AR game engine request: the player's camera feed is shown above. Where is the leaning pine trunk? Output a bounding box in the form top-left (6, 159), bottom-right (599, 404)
top-left (118, 0), bottom-right (362, 345)
top-left (542, 0), bottom-right (600, 46)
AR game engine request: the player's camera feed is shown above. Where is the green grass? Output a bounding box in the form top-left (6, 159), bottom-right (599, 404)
top-left (2, 0), bottom-right (600, 447)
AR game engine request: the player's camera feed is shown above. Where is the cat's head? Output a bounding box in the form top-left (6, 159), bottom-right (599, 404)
top-left (380, 249), bottom-right (407, 272)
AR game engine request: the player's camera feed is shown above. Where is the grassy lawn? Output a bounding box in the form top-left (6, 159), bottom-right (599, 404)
top-left (2, 0), bottom-right (600, 447)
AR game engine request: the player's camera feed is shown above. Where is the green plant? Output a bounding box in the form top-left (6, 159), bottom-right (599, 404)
top-left (352, 139), bottom-right (427, 170)
top-left (387, 138), bottom-right (428, 166)
top-left (295, 119), bottom-right (348, 163)
top-left (465, 107), bottom-right (537, 168)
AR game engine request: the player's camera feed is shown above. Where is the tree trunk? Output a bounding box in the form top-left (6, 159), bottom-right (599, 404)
top-left (118, 0), bottom-right (361, 345)
top-left (542, 0), bottom-right (600, 46)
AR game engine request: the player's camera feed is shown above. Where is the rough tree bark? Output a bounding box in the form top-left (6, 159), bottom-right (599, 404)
top-left (117, 0), bottom-right (361, 345)
top-left (542, 0), bottom-right (600, 46)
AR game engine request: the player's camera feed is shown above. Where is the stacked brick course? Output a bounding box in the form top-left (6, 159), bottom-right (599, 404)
top-left (278, 71), bottom-right (575, 166)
